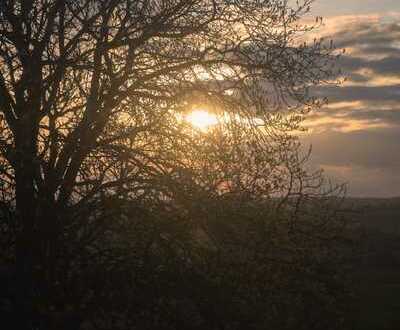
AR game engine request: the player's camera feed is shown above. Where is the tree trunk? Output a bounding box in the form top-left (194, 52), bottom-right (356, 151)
top-left (14, 125), bottom-right (39, 329)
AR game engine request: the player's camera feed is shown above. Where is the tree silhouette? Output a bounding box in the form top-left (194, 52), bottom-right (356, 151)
top-left (0, 1), bottom-right (350, 329)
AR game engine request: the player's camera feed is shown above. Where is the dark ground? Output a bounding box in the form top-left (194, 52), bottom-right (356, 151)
top-left (347, 198), bottom-right (400, 330)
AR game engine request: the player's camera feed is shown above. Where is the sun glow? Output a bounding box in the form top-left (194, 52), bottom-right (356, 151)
top-left (186, 109), bottom-right (218, 130)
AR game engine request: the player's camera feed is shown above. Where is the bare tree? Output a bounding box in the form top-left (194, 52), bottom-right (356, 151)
top-left (0, 0), bottom-right (344, 329)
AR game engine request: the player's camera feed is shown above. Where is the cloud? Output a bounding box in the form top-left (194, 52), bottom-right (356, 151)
top-left (334, 22), bottom-right (400, 50)
top-left (303, 128), bottom-right (400, 170)
top-left (302, 127), bottom-right (400, 197)
top-left (338, 55), bottom-right (400, 77)
top-left (310, 1), bottom-right (400, 18)
top-left (319, 164), bottom-right (400, 198)
top-left (313, 85), bottom-right (400, 102)
top-left (302, 13), bottom-right (400, 196)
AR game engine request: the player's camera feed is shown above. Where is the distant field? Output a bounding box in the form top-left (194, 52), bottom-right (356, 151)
top-left (346, 198), bottom-right (400, 330)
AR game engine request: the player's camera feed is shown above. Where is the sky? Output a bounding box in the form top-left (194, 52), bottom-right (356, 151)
top-left (312, 0), bottom-right (400, 16)
top-left (299, 0), bottom-right (400, 197)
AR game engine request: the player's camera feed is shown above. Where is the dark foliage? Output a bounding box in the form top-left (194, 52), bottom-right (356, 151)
top-left (0, 1), bottom-right (352, 329)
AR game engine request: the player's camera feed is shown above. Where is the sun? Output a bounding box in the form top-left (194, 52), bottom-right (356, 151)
top-left (186, 109), bottom-right (218, 130)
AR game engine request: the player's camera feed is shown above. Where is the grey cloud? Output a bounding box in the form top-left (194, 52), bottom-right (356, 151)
top-left (370, 57), bottom-right (400, 76)
top-left (302, 127), bottom-right (400, 197)
top-left (311, 1), bottom-right (400, 18)
top-left (303, 127), bottom-right (400, 171)
top-left (359, 46), bottom-right (400, 57)
top-left (332, 23), bottom-right (400, 49)
top-left (338, 55), bottom-right (400, 77)
top-left (340, 109), bottom-right (400, 124)
top-left (321, 20), bottom-right (400, 83)
top-left (313, 85), bottom-right (400, 102)
top-left (322, 165), bottom-right (400, 198)
top-left (301, 12), bottom-right (400, 197)
top-left (309, 104), bottom-right (400, 126)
